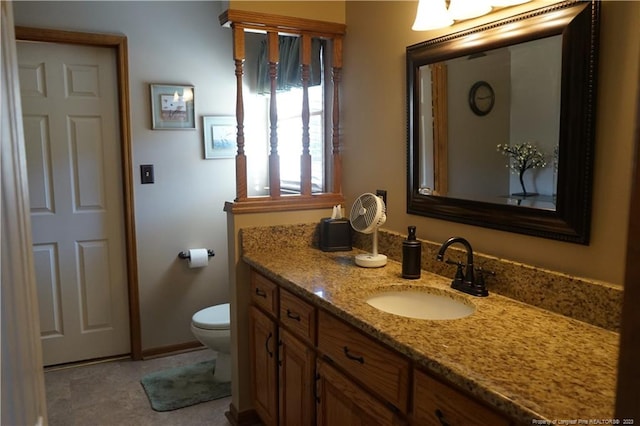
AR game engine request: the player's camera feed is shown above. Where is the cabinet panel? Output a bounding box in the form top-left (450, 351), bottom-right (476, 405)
top-left (249, 306), bottom-right (278, 426)
top-left (316, 359), bottom-right (400, 426)
top-left (318, 310), bottom-right (410, 413)
top-left (280, 288), bottom-right (316, 344)
top-left (279, 328), bottom-right (315, 426)
top-left (413, 368), bottom-right (511, 426)
top-left (251, 271), bottom-right (279, 317)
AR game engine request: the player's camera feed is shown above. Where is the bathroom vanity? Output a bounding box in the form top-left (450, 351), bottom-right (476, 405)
top-left (241, 225), bottom-right (618, 425)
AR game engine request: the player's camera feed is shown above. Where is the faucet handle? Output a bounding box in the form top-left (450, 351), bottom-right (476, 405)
top-left (473, 266), bottom-right (494, 296)
top-left (475, 266), bottom-right (495, 280)
top-left (444, 259), bottom-right (465, 285)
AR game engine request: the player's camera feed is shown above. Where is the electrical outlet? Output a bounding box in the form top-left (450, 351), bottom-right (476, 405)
top-left (140, 164), bottom-right (154, 184)
top-left (376, 189), bottom-right (387, 207)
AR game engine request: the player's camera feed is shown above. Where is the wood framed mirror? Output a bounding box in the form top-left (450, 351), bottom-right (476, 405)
top-left (406, 0), bottom-right (600, 244)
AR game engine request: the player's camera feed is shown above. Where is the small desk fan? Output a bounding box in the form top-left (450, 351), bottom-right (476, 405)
top-left (349, 192), bottom-right (387, 267)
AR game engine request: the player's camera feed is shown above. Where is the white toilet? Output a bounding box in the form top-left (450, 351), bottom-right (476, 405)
top-left (191, 303), bottom-right (231, 382)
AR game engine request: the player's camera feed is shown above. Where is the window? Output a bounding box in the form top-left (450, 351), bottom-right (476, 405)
top-left (220, 10), bottom-right (346, 213)
top-left (272, 83), bottom-right (325, 194)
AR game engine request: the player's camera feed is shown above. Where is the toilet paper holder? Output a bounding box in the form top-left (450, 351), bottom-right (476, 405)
top-left (178, 249), bottom-right (215, 260)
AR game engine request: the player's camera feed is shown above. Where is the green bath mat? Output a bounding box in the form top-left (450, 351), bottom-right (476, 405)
top-left (140, 359), bottom-right (231, 412)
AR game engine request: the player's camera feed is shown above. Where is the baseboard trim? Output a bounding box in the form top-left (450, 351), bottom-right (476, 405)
top-left (141, 341), bottom-right (205, 359)
top-left (225, 403), bottom-right (261, 426)
top-left (44, 354), bottom-right (131, 372)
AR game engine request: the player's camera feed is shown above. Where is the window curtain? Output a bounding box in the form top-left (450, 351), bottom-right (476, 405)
top-left (257, 35), bottom-right (323, 94)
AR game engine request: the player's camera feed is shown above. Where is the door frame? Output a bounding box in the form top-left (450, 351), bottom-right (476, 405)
top-left (616, 57), bottom-right (640, 418)
top-left (16, 26), bottom-right (142, 361)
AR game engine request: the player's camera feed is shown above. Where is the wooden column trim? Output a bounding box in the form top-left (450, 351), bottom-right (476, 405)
top-left (268, 31), bottom-right (281, 198)
top-left (232, 25), bottom-right (247, 201)
top-left (331, 36), bottom-right (343, 195)
top-left (300, 34), bottom-right (312, 196)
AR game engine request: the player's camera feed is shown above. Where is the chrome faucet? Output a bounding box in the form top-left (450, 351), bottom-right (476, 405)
top-left (436, 237), bottom-right (489, 297)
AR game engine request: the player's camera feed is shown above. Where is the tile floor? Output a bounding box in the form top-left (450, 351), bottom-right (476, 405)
top-left (44, 349), bottom-right (232, 426)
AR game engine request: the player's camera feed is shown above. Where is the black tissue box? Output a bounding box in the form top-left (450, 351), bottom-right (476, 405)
top-left (319, 218), bottom-right (352, 252)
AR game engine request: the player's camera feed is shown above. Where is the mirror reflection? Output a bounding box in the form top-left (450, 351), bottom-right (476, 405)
top-left (406, 1), bottom-right (599, 244)
top-left (419, 35), bottom-right (562, 210)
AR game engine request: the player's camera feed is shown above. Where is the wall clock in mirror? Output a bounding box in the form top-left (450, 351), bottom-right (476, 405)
top-left (468, 80), bottom-right (495, 116)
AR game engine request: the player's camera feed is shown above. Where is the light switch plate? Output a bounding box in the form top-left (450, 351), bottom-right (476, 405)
top-left (140, 164), bottom-right (154, 184)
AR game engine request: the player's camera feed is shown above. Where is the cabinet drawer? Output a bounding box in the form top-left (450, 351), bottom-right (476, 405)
top-left (413, 369), bottom-right (511, 426)
top-left (317, 310), bottom-right (409, 413)
top-left (251, 271), bottom-right (278, 317)
top-left (280, 289), bottom-right (316, 344)
top-left (317, 359), bottom-right (399, 426)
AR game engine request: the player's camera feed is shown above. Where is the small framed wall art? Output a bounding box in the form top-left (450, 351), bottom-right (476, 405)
top-left (150, 84), bottom-right (195, 130)
top-left (203, 116), bottom-right (236, 159)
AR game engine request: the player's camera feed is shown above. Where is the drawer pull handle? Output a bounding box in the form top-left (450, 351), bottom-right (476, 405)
top-left (286, 309), bottom-right (301, 321)
top-left (343, 346), bottom-right (364, 364)
top-left (435, 409), bottom-right (450, 426)
top-left (255, 288), bottom-right (267, 298)
top-left (314, 373), bottom-right (321, 403)
top-left (266, 332), bottom-right (273, 358)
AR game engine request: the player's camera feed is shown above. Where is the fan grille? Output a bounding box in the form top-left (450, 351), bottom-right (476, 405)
top-left (350, 193), bottom-right (386, 233)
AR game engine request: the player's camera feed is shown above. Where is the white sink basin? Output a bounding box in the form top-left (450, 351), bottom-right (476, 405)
top-left (366, 290), bottom-right (475, 320)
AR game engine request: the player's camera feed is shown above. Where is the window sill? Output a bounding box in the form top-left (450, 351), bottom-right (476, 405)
top-left (224, 193), bottom-right (345, 214)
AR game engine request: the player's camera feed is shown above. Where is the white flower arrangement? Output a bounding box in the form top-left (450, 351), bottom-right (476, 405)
top-left (497, 142), bottom-right (547, 196)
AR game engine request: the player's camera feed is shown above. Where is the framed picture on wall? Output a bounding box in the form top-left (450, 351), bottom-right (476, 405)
top-left (150, 84), bottom-right (195, 130)
top-left (203, 116), bottom-right (236, 159)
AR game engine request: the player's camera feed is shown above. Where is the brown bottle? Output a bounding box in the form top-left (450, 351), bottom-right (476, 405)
top-left (402, 226), bottom-right (421, 279)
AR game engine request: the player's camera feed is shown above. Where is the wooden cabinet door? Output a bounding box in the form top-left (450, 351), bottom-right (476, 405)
top-left (279, 328), bottom-right (315, 426)
top-left (413, 369), bottom-right (511, 426)
top-left (316, 359), bottom-right (401, 426)
top-left (250, 306), bottom-right (278, 426)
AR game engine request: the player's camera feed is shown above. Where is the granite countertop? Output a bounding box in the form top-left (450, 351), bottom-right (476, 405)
top-left (242, 230), bottom-right (618, 425)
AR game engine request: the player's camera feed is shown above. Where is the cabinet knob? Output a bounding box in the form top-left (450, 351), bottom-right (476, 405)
top-left (255, 287), bottom-right (267, 298)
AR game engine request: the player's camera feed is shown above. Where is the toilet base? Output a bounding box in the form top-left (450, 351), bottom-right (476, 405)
top-left (213, 351), bottom-right (231, 382)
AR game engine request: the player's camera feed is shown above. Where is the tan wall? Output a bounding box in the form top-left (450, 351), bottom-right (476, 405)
top-left (229, 0), bottom-right (345, 23)
top-left (342, 1), bottom-right (640, 285)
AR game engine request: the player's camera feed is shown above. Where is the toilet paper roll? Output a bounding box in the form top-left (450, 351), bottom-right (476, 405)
top-left (188, 248), bottom-right (209, 268)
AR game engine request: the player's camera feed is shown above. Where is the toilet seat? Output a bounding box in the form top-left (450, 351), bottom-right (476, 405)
top-left (192, 303), bottom-right (230, 330)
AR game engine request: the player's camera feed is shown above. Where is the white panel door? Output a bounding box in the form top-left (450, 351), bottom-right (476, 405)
top-left (18, 41), bottom-right (130, 366)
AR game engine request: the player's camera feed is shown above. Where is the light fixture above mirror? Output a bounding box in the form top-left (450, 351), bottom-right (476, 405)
top-left (412, 0), bottom-right (453, 31)
top-left (412, 0), bottom-right (532, 31)
top-left (448, 0), bottom-right (492, 21)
